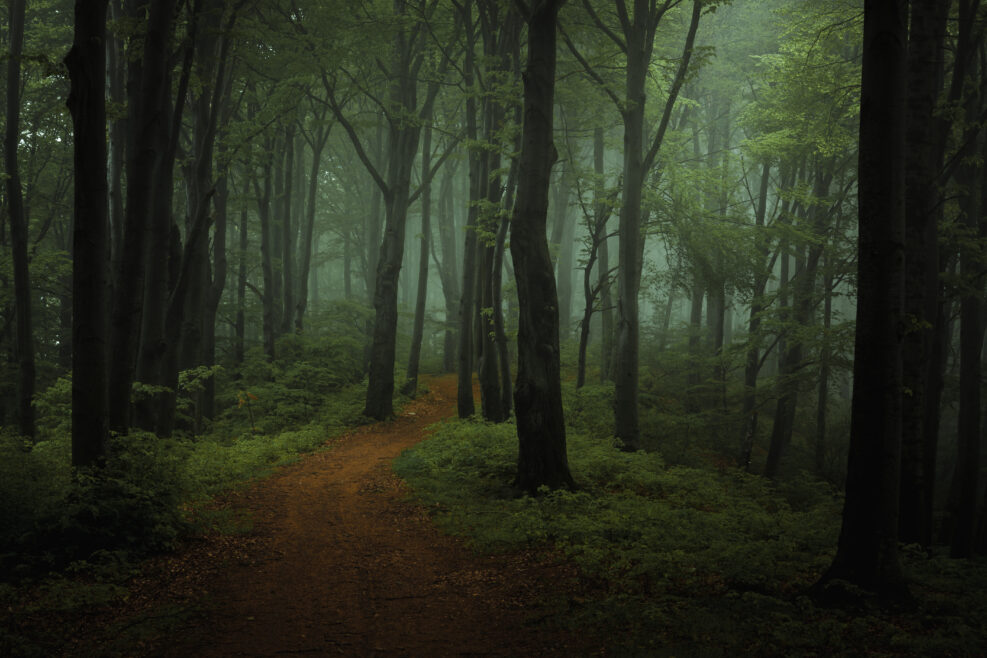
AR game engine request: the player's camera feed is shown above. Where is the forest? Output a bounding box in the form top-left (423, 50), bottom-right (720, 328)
top-left (2, 0), bottom-right (987, 655)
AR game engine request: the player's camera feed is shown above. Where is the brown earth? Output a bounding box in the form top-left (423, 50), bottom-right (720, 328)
top-left (116, 373), bottom-right (597, 657)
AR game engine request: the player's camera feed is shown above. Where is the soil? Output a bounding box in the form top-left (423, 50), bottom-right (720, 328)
top-left (119, 374), bottom-right (596, 657)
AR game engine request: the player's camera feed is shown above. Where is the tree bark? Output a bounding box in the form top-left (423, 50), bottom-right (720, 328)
top-left (403, 122), bottom-right (433, 397)
top-left (5, 0), bottom-right (35, 439)
top-left (510, 0), bottom-right (573, 494)
top-left (109, 0), bottom-right (178, 433)
top-left (817, 0), bottom-right (907, 598)
top-left (66, 0), bottom-right (110, 467)
top-left (899, 0), bottom-right (950, 548)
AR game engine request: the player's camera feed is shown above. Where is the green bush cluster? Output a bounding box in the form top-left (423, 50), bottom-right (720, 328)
top-left (395, 414), bottom-right (987, 654)
top-left (0, 320), bottom-right (369, 579)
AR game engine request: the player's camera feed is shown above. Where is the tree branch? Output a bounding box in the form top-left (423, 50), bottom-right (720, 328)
top-left (643, 0), bottom-right (701, 172)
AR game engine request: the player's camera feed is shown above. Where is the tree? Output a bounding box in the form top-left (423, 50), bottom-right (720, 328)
top-left (5, 0), bottom-right (37, 439)
top-left (563, 0), bottom-right (703, 450)
top-left (817, 0), bottom-right (907, 598)
top-left (510, 0), bottom-right (574, 494)
top-left (65, 0), bottom-right (109, 467)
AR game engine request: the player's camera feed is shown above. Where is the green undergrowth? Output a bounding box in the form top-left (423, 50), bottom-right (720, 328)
top-left (394, 385), bottom-right (987, 656)
top-left (0, 326), bottom-right (374, 578)
top-left (1, 321), bottom-right (390, 655)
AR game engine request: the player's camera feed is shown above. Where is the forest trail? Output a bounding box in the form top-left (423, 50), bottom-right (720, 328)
top-left (137, 374), bottom-right (588, 657)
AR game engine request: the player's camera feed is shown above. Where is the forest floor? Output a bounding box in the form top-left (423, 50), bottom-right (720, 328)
top-left (84, 373), bottom-right (597, 657)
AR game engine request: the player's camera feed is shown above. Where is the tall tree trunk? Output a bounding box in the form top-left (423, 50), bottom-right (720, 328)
top-left (899, 0), bottom-right (950, 548)
top-left (107, 0), bottom-right (126, 269)
top-left (457, 1), bottom-right (480, 417)
top-left (613, 0), bottom-right (701, 450)
top-left (435, 166), bottom-right (459, 372)
top-left (740, 159), bottom-right (773, 466)
top-left (818, 0), bottom-right (907, 598)
top-left (66, 0), bottom-right (110, 467)
top-left (235, 188), bottom-right (248, 365)
top-left (5, 0), bottom-right (35, 439)
top-left (945, 112), bottom-right (984, 558)
top-left (403, 123), bottom-right (433, 397)
top-left (281, 124), bottom-right (296, 335)
top-left (295, 111), bottom-right (331, 331)
top-left (595, 126), bottom-right (614, 382)
top-left (255, 151), bottom-right (277, 360)
top-left (109, 0), bottom-right (178, 432)
top-left (511, 0), bottom-right (573, 494)
top-left (815, 259), bottom-right (834, 473)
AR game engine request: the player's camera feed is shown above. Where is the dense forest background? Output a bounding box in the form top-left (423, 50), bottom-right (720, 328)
top-left (3, 0), bottom-right (987, 654)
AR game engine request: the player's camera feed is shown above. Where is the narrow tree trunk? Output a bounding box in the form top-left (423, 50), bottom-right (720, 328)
top-left (296, 114), bottom-right (331, 331)
top-left (66, 0), bottom-right (110, 467)
top-left (255, 154), bottom-right (277, 360)
top-left (403, 123), bottom-right (433, 397)
top-left (945, 118), bottom-right (984, 558)
top-left (457, 2), bottom-right (480, 417)
top-left (436, 167), bottom-right (460, 372)
top-left (511, 0), bottom-right (573, 494)
top-left (595, 127), bottom-right (614, 382)
top-left (815, 260), bottom-right (834, 473)
top-left (281, 124), bottom-right (296, 335)
top-left (740, 159), bottom-right (772, 465)
top-left (235, 188), bottom-right (248, 365)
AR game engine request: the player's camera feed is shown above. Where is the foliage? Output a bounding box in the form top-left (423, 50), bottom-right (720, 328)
top-left (395, 407), bottom-right (987, 654)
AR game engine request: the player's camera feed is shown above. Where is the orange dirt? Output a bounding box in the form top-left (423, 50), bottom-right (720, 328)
top-left (127, 373), bottom-right (596, 657)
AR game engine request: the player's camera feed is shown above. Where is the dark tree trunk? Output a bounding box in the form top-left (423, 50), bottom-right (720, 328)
top-left (815, 259), bottom-right (834, 473)
top-left (817, 0), bottom-right (907, 598)
top-left (685, 280), bottom-right (703, 411)
top-left (435, 166), bottom-right (460, 372)
top-left (403, 122), bottom-right (433, 397)
top-left (765, 166), bottom-right (831, 479)
top-left (255, 151), bottom-right (277, 360)
top-left (66, 0), bottom-right (110, 467)
top-left (107, 0), bottom-right (126, 267)
top-left (457, 1), bottom-right (480, 417)
top-left (235, 188), bottom-right (248, 365)
top-left (595, 127), bottom-right (614, 382)
top-left (740, 159), bottom-right (772, 465)
top-left (613, 0), bottom-right (701, 450)
top-left (5, 0), bottom-right (35, 439)
top-left (945, 108), bottom-right (984, 558)
top-left (109, 0), bottom-right (177, 433)
top-left (296, 107), bottom-right (331, 331)
top-left (281, 124), bottom-right (296, 336)
top-left (510, 0), bottom-right (573, 494)
top-left (899, 0), bottom-right (950, 548)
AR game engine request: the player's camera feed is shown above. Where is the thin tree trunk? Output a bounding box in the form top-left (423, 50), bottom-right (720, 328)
top-left (595, 126), bottom-right (614, 382)
top-left (235, 196), bottom-right (248, 364)
top-left (281, 124), bottom-right (296, 335)
top-left (296, 111), bottom-right (331, 331)
top-left (403, 122), bottom-right (433, 397)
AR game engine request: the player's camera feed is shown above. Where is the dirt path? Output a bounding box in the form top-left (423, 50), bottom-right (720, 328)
top-left (136, 374), bottom-right (590, 657)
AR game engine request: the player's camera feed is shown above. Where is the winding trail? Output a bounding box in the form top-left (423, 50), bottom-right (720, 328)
top-left (141, 374), bottom-right (590, 657)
